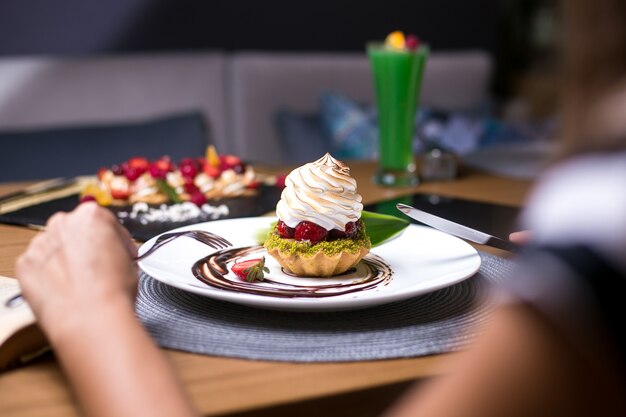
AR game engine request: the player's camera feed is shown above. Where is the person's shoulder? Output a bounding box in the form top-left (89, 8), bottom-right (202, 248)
top-left (544, 150), bottom-right (626, 183)
top-left (521, 150), bottom-right (626, 273)
top-left (534, 150), bottom-right (626, 204)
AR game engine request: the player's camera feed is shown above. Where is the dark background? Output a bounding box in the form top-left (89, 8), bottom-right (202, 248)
top-left (0, 0), bottom-right (501, 55)
top-left (0, 0), bottom-right (554, 101)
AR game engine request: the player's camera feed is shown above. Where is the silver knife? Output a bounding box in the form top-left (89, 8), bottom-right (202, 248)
top-left (0, 177), bottom-right (77, 205)
top-left (396, 203), bottom-right (521, 252)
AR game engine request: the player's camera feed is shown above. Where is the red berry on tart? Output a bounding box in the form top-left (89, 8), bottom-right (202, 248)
top-left (294, 221), bottom-right (328, 244)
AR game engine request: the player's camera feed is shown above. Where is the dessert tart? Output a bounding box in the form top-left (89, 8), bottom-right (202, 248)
top-left (81, 146), bottom-right (259, 207)
top-left (264, 153), bottom-right (371, 277)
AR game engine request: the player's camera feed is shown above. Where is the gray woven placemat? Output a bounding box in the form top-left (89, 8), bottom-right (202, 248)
top-left (136, 252), bottom-right (514, 362)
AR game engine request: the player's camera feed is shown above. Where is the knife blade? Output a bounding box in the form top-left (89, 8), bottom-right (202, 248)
top-left (396, 203), bottom-right (521, 252)
top-left (0, 177), bottom-right (77, 205)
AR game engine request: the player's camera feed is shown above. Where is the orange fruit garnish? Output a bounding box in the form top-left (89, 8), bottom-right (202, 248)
top-left (385, 31), bottom-right (405, 50)
top-left (206, 145), bottom-right (220, 168)
top-left (80, 181), bottom-right (112, 206)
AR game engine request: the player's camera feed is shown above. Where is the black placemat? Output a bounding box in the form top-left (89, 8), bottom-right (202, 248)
top-left (136, 251), bottom-right (515, 362)
top-left (0, 185), bottom-right (282, 241)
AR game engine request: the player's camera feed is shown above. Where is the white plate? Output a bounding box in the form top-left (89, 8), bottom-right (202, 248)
top-left (138, 217), bottom-right (481, 311)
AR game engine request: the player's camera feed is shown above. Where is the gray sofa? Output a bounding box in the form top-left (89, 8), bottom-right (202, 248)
top-left (0, 51), bottom-right (493, 165)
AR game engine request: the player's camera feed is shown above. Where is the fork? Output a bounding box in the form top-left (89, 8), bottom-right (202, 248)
top-left (134, 230), bottom-right (232, 261)
top-left (5, 230), bottom-right (232, 308)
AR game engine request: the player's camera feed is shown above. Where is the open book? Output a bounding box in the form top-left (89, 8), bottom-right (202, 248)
top-left (0, 276), bottom-right (48, 371)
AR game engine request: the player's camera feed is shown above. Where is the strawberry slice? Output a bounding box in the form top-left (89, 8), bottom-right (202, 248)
top-left (220, 154), bottom-right (242, 170)
top-left (110, 176), bottom-right (131, 200)
top-left (128, 157), bottom-right (149, 169)
top-left (231, 257), bottom-right (269, 282)
top-left (154, 157), bottom-right (174, 172)
top-left (127, 157), bottom-right (149, 176)
top-left (203, 164), bottom-right (221, 179)
top-left (97, 167), bottom-right (108, 181)
top-left (111, 187), bottom-right (131, 200)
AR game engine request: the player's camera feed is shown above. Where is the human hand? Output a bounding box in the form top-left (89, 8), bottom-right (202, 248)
top-left (509, 230), bottom-right (532, 245)
top-left (16, 203), bottom-right (138, 342)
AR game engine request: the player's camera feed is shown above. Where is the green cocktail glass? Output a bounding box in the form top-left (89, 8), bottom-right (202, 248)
top-left (368, 43), bottom-right (428, 186)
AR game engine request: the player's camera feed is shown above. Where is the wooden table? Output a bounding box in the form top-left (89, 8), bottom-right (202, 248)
top-left (0, 162), bottom-right (533, 417)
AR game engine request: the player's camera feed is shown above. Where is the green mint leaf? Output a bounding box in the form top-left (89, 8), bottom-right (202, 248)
top-left (254, 220), bottom-right (277, 245)
top-left (155, 179), bottom-right (182, 203)
top-left (361, 210), bottom-right (410, 247)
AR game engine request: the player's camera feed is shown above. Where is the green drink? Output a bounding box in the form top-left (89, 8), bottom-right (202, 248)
top-left (368, 42), bottom-right (428, 186)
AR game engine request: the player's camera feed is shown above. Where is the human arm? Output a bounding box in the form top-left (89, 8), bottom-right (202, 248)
top-left (383, 244), bottom-right (626, 417)
top-left (382, 302), bottom-right (615, 417)
top-left (16, 203), bottom-right (198, 417)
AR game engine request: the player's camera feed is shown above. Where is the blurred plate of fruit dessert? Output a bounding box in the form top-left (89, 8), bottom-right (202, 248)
top-left (77, 146), bottom-right (283, 240)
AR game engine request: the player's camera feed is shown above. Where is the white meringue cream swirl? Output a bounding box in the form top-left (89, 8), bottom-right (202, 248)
top-left (276, 153), bottom-right (363, 230)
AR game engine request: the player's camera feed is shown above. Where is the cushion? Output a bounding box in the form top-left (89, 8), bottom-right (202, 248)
top-left (274, 110), bottom-right (332, 164)
top-left (319, 93), bottom-right (378, 160)
top-left (274, 93), bottom-right (379, 164)
top-left (275, 91), bottom-right (553, 167)
top-left (0, 54), bottom-right (229, 155)
top-left (230, 51), bottom-right (493, 165)
top-left (0, 112), bottom-right (209, 181)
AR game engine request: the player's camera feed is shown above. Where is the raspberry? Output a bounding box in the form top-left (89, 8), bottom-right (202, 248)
top-left (275, 174), bottom-right (287, 189)
top-left (179, 159), bottom-right (198, 178)
top-left (122, 163), bottom-right (142, 181)
top-left (328, 221), bottom-right (357, 240)
top-left (183, 175), bottom-right (195, 185)
top-left (344, 221), bottom-right (358, 237)
top-left (80, 195), bottom-right (97, 203)
top-left (405, 34), bottom-right (421, 50)
top-left (184, 182), bottom-right (200, 194)
top-left (328, 229), bottom-right (346, 240)
top-left (148, 164), bottom-right (167, 180)
top-left (231, 163), bottom-right (246, 174)
top-left (277, 220), bottom-right (295, 238)
top-left (294, 221), bottom-right (327, 243)
top-left (190, 191), bottom-right (207, 206)
top-left (110, 164), bottom-right (124, 176)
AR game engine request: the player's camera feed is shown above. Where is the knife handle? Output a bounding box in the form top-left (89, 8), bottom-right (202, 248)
top-left (485, 236), bottom-right (523, 253)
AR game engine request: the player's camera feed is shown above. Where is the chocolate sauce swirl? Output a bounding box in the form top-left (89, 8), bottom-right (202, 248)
top-left (192, 246), bottom-right (392, 298)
